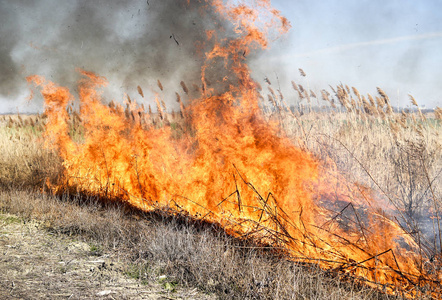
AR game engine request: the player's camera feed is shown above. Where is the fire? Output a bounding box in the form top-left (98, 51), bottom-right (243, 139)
top-left (27, 0), bottom-right (440, 297)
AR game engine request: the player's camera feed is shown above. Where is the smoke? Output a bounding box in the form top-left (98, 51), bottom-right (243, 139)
top-left (3, 0), bottom-right (439, 112)
top-left (0, 0), bottom-right (246, 112)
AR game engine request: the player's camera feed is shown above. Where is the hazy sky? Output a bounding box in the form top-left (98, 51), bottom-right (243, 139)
top-left (262, 0), bottom-right (442, 109)
top-left (0, 0), bottom-right (441, 113)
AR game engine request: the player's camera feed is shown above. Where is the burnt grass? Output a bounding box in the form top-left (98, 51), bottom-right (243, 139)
top-left (0, 187), bottom-right (410, 300)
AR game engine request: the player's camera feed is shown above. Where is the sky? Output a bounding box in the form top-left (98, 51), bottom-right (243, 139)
top-left (0, 0), bottom-right (441, 113)
top-left (263, 0), bottom-right (442, 109)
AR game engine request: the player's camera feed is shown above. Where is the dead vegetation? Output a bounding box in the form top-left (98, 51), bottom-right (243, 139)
top-left (0, 79), bottom-right (441, 298)
top-left (0, 190), bottom-right (391, 300)
top-left (0, 211), bottom-right (216, 300)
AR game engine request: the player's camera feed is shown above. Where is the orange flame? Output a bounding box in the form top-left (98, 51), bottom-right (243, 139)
top-left (27, 0), bottom-right (440, 297)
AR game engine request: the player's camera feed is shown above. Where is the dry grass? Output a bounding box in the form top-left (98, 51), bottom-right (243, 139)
top-left (1, 79), bottom-right (441, 298)
top-left (0, 190), bottom-right (392, 299)
top-left (0, 117), bottom-right (62, 190)
top-left (267, 81), bottom-right (442, 261)
top-left (0, 114), bottom-right (399, 299)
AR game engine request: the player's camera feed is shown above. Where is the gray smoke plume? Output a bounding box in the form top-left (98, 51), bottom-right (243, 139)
top-left (0, 0), bottom-right (246, 112)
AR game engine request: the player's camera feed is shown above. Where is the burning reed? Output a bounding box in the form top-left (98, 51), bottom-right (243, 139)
top-left (25, 0), bottom-right (441, 298)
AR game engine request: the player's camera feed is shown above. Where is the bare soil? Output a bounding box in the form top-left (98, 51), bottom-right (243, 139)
top-left (0, 213), bottom-right (214, 300)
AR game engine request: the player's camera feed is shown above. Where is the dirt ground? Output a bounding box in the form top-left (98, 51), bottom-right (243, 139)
top-left (0, 213), bottom-right (215, 300)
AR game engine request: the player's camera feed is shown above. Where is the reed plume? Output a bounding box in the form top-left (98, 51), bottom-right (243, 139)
top-left (157, 79), bottom-right (164, 91)
top-left (264, 77), bottom-right (272, 85)
top-left (137, 85), bottom-right (144, 98)
top-left (409, 94), bottom-right (418, 107)
top-left (298, 68), bottom-right (306, 77)
top-left (291, 80), bottom-right (299, 92)
top-left (377, 87), bottom-right (390, 107)
top-left (180, 81), bottom-right (189, 94)
top-left (321, 90), bottom-right (330, 102)
top-left (435, 107), bottom-right (442, 120)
